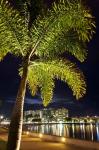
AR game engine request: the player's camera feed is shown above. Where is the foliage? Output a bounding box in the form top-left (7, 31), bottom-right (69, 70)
top-left (0, 0), bottom-right (95, 105)
top-left (0, 0), bottom-right (95, 60)
top-left (0, 1), bottom-right (96, 149)
top-left (32, 0), bottom-right (95, 61)
top-left (23, 59), bottom-right (86, 106)
top-left (0, 0), bottom-right (31, 59)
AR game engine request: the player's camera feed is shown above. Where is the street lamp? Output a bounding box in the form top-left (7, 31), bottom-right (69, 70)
top-left (61, 137), bottom-right (66, 143)
top-left (26, 131), bottom-right (29, 135)
top-left (39, 133), bottom-right (43, 138)
top-left (0, 115), bottom-right (3, 119)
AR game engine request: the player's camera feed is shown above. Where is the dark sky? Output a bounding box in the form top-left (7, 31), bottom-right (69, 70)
top-left (0, 0), bottom-right (99, 116)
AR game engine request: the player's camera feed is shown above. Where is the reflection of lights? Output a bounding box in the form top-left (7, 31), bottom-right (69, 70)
top-left (80, 124), bottom-right (85, 139)
top-left (65, 125), bottom-right (69, 137)
top-left (72, 124), bottom-right (75, 138)
top-left (59, 123), bottom-right (63, 136)
top-left (96, 125), bottom-right (99, 141)
top-left (39, 133), bottom-right (43, 138)
top-left (25, 122), bottom-right (99, 141)
top-left (42, 125), bottom-right (45, 134)
top-left (61, 137), bottom-right (66, 143)
top-left (90, 123), bottom-right (93, 141)
top-left (83, 124), bottom-right (85, 139)
top-left (52, 124), bottom-right (57, 135)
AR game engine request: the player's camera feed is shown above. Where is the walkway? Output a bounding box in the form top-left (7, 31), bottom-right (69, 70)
top-left (21, 135), bottom-right (93, 150)
top-left (0, 128), bottom-right (94, 150)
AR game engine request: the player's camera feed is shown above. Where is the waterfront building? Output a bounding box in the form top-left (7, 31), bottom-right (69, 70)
top-left (24, 108), bottom-right (68, 123)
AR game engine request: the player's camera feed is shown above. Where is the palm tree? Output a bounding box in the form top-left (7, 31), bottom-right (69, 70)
top-left (0, 0), bottom-right (95, 149)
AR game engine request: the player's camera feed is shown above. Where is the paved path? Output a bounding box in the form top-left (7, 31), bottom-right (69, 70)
top-left (21, 136), bottom-right (93, 150)
top-left (0, 128), bottom-right (94, 150)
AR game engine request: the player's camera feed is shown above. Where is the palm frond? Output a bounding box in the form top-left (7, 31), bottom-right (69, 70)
top-left (27, 63), bottom-right (55, 106)
top-left (0, 0), bottom-right (95, 61)
top-left (31, 0), bottom-right (95, 61)
top-left (43, 59), bottom-right (86, 99)
top-left (22, 58), bottom-right (86, 106)
top-left (0, 0), bottom-right (30, 60)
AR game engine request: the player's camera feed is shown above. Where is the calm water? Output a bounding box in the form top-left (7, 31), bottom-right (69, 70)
top-left (26, 123), bottom-right (99, 142)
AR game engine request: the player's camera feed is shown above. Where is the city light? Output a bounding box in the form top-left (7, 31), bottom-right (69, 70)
top-left (0, 115), bottom-right (3, 119)
top-left (39, 133), bottom-right (43, 138)
top-left (24, 108), bottom-right (68, 123)
top-left (26, 131), bottom-right (29, 135)
top-left (61, 137), bottom-right (66, 143)
top-left (59, 121), bottom-right (63, 124)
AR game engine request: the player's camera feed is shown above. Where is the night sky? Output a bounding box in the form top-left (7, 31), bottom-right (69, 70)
top-left (0, 0), bottom-right (99, 116)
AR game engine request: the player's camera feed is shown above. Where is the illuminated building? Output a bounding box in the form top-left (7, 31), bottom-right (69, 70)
top-left (24, 108), bottom-right (68, 123)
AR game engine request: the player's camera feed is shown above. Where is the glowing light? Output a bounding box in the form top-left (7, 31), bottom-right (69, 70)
top-left (59, 121), bottom-right (63, 124)
top-left (26, 131), bottom-right (29, 135)
top-left (96, 125), bottom-right (99, 141)
top-left (90, 123), bottom-right (93, 141)
top-left (72, 124), bottom-right (75, 138)
top-left (61, 137), bottom-right (66, 142)
top-left (58, 123), bottom-right (63, 136)
top-left (39, 133), bottom-right (43, 138)
top-left (0, 115), bottom-right (3, 119)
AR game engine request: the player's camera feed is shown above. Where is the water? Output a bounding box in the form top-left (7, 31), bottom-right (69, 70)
top-left (26, 123), bottom-right (99, 142)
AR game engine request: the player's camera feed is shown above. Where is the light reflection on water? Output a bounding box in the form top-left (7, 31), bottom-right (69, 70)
top-left (26, 123), bottom-right (99, 142)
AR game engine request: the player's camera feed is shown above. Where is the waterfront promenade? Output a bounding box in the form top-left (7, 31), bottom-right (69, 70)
top-left (0, 134), bottom-right (94, 150)
top-left (0, 128), bottom-right (96, 150)
top-left (21, 136), bottom-right (92, 150)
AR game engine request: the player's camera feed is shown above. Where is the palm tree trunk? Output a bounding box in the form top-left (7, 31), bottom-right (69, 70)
top-left (7, 60), bottom-right (29, 150)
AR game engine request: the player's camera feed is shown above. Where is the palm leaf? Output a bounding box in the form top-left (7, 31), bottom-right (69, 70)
top-left (27, 63), bottom-right (55, 106)
top-left (25, 59), bottom-right (86, 106)
top-left (0, 0), bottom-right (95, 61)
top-left (0, 0), bottom-right (30, 60)
top-left (31, 0), bottom-right (95, 61)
